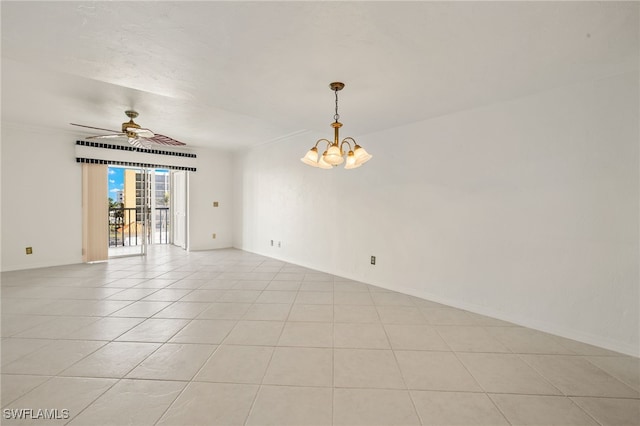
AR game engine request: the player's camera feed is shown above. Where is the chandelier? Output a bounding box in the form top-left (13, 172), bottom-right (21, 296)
top-left (301, 82), bottom-right (372, 169)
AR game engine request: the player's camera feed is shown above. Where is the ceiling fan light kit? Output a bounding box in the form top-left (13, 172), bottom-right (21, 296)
top-left (301, 82), bottom-right (372, 170)
top-left (121, 110), bottom-right (154, 139)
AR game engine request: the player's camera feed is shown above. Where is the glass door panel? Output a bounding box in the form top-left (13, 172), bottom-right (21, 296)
top-left (108, 166), bottom-right (148, 258)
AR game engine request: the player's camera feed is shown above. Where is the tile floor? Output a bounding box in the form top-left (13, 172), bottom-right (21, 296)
top-left (1, 246), bottom-right (639, 425)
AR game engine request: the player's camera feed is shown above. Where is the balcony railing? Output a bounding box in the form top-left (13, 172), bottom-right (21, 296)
top-left (109, 207), bottom-right (170, 247)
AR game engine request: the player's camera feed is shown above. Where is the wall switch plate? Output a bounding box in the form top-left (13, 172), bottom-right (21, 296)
top-left (26, 247), bottom-right (33, 255)
top-left (213, 201), bottom-right (219, 207)
top-left (278, 241), bottom-right (281, 248)
top-left (212, 233), bottom-right (216, 239)
top-left (270, 240), bottom-right (274, 246)
top-left (370, 255), bottom-right (376, 265)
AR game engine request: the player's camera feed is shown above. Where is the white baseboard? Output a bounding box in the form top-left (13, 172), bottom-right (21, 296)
top-left (235, 245), bottom-right (639, 358)
top-left (1, 257), bottom-right (82, 273)
top-left (398, 285), bottom-right (639, 357)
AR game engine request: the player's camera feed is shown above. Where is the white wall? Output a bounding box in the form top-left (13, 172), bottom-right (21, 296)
top-left (188, 148), bottom-right (234, 250)
top-left (0, 123), bottom-right (235, 271)
top-left (234, 71), bottom-right (639, 356)
top-left (1, 124), bottom-right (83, 270)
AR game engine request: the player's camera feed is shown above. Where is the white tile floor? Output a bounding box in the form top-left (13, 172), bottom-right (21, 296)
top-left (1, 246), bottom-right (639, 425)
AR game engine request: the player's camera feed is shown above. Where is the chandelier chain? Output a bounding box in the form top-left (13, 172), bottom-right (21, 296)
top-left (334, 89), bottom-right (340, 122)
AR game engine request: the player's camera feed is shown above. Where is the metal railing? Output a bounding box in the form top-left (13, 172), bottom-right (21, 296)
top-left (109, 207), bottom-right (170, 247)
top-left (156, 207), bottom-right (170, 244)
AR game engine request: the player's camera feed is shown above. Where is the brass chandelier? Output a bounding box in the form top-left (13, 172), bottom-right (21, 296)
top-left (301, 82), bottom-right (372, 169)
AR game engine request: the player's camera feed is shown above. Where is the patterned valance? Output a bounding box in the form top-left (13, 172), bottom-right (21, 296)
top-left (75, 140), bottom-right (197, 171)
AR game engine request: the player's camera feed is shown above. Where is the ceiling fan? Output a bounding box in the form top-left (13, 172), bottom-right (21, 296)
top-left (71, 110), bottom-right (186, 148)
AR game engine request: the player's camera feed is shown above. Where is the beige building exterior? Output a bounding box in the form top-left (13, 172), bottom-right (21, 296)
top-left (123, 169), bottom-right (138, 210)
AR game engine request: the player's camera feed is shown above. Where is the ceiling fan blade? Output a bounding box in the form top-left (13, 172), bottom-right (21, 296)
top-left (128, 137), bottom-right (153, 149)
top-left (86, 134), bottom-right (126, 140)
top-left (72, 115), bottom-right (186, 147)
top-left (70, 123), bottom-right (120, 133)
top-left (145, 133), bottom-right (187, 146)
top-left (126, 127), bottom-right (155, 138)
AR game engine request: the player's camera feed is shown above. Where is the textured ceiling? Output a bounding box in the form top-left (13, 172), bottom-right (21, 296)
top-left (2, 1), bottom-right (638, 150)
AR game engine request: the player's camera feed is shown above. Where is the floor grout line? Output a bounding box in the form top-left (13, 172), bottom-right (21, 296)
top-left (2, 246), bottom-right (639, 425)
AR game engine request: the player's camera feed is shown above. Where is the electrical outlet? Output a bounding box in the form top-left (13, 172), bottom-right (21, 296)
top-left (212, 233), bottom-right (216, 239)
top-left (270, 240), bottom-right (274, 246)
top-left (370, 255), bottom-right (376, 265)
top-left (278, 241), bottom-right (281, 248)
top-left (26, 247), bottom-right (33, 255)
top-left (213, 201), bottom-right (219, 207)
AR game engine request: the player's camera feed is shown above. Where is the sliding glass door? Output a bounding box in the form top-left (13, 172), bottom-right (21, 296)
top-left (108, 166), bottom-right (150, 257)
top-left (107, 166), bottom-right (176, 257)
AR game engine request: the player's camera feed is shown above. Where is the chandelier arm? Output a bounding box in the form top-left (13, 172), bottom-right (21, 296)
top-left (342, 137), bottom-right (358, 145)
top-left (339, 139), bottom-right (353, 151)
top-left (315, 138), bottom-right (332, 148)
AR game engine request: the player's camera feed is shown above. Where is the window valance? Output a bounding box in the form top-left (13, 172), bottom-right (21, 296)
top-left (75, 140), bottom-right (197, 171)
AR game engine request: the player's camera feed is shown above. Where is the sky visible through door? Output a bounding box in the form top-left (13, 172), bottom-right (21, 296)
top-left (108, 167), bottom-right (124, 199)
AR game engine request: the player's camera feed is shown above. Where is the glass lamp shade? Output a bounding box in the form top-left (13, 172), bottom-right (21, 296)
top-left (300, 147), bottom-right (319, 167)
top-left (353, 144), bottom-right (372, 165)
top-left (344, 150), bottom-right (361, 169)
top-left (324, 144), bottom-right (344, 165)
top-left (317, 152), bottom-right (333, 169)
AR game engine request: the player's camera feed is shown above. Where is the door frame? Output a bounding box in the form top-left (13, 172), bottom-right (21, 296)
top-left (171, 170), bottom-right (188, 250)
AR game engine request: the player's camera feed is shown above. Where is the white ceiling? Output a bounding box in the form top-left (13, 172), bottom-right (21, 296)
top-left (2, 1), bottom-right (638, 150)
